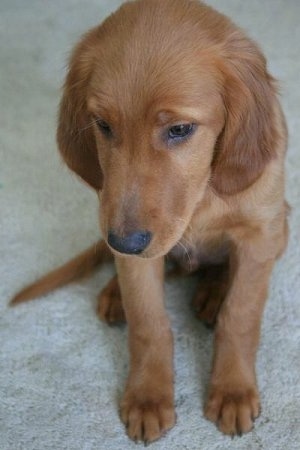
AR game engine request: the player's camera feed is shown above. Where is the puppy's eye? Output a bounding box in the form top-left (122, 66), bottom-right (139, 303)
top-left (96, 119), bottom-right (112, 137)
top-left (168, 123), bottom-right (194, 140)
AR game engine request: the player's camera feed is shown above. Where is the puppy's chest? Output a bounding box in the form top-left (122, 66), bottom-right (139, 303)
top-left (168, 240), bottom-right (228, 273)
top-left (169, 226), bottom-right (230, 273)
top-left (169, 200), bottom-right (232, 273)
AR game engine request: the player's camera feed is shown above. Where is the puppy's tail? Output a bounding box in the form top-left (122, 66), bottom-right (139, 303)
top-left (10, 240), bottom-right (113, 306)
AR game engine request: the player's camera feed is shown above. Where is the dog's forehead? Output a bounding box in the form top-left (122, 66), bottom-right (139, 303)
top-left (88, 0), bottom-right (225, 120)
top-left (89, 46), bottom-right (222, 121)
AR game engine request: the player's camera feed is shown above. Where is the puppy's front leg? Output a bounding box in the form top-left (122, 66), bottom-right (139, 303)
top-left (205, 230), bottom-right (279, 436)
top-left (116, 255), bottom-right (175, 443)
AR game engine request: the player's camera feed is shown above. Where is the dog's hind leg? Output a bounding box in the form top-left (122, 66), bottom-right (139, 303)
top-left (192, 260), bottom-right (230, 327)
top-left (97, 275), bottom-right (126, 325)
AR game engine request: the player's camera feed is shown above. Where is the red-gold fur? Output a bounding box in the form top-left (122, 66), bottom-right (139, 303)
top-left (12, 0), bottom-right (289, 443)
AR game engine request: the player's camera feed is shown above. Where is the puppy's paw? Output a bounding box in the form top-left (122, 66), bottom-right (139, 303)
top-left (121, 393), bottom-right (176, 443)
top-left (97, 276), bottom-right (126, 324)
top-left (205, 385), bottom-right (260, 435)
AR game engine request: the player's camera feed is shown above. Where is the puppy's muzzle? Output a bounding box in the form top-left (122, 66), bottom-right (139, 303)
top-left (108, 230), bottom-right (152, 255)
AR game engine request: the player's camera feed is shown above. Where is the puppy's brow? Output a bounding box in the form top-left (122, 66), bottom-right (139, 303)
top-left (87, 95), bottom-right (115, 116)
top-left (156, 111), bottom-right (172, 125)
top-left (156, 109), bottom-right (201, 126)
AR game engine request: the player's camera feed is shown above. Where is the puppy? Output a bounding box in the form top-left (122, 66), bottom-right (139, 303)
top-left (12, 0), bottom-right (289, 443)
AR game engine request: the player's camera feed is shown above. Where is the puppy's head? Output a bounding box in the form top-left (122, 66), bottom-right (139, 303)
top-left (57, 0), bottom-right (277, 258)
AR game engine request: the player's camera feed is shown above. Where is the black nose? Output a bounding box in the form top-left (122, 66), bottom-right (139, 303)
top-left (108, 230), bottom-right (152, 255)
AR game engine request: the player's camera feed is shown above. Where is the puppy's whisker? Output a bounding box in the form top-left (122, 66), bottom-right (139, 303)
top-left (178, 241), bottom-right (192, 272)
top-left (181, 236), bottom-right (194, 250)
top-left (175, 218), bottom-right (194, 239)
top-left (77, 119), bottom-right (98, 135)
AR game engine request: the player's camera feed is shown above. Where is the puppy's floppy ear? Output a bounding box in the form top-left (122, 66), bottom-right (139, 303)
top-left (211, 34), bottom-right (278, 195)
top-left (57, 32), bottom-right (102, 190)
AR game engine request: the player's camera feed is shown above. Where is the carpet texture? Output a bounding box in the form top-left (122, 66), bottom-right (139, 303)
top-left (1, 1), bottom-right (299, 449)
